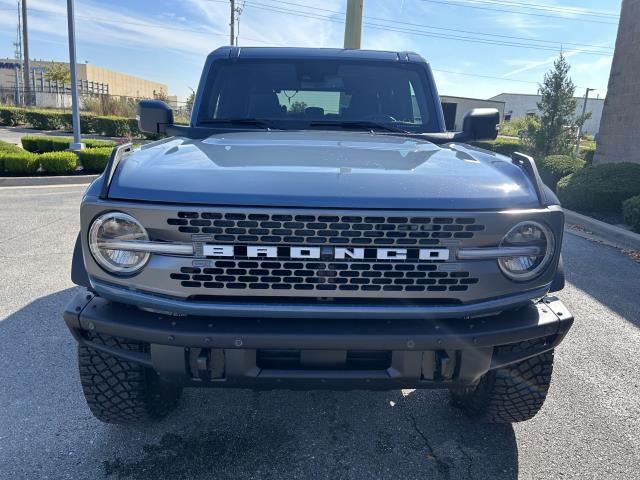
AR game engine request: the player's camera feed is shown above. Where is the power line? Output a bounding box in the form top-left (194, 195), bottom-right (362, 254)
top-left (362, 15), bottom-right (612, 52)
top-left (434, 68), bottom-right (540, 85)
top-left (432, 69), bottom-right (605, 91)
top-left (239, 0), bottom-right (612, 52)
top-left (218, 1), bottom-right (613, 56)
top-left (8, 1), bottom-right (609, 93)
top-left (417, 0), bottom-right (619, 25)
top-left (11, 5), bottom-right (276, 46)
top-left (435, 0), bottom-right (619, 19)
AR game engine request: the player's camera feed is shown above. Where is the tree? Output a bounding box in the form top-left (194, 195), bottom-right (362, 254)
top-left (153, 90), bottom-right (169, 102)
top-left (185, 88), bottom-right (195, 115)
top-left (44, 62), bottom-right (71, 85)
top-left (523, 54), bottom-right (587, 157)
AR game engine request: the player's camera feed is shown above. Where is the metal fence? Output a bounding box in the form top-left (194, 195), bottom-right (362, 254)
top-left (1, 86), bottom-right (191, 119)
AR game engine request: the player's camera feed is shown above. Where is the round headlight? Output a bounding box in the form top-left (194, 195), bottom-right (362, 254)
top-left (89, 212), bottom-right (150, 275)
top-left (498, 221), bottom-right (555, 281)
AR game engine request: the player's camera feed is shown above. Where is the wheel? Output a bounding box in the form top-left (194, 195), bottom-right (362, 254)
top-left (451, 340), bottom-right (555, 423)
top-left (78, 333), bottom-right (182, 424)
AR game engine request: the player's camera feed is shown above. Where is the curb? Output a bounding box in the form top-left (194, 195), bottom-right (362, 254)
top-left (0, 174), bottom-right (98, 188)
top-left (564, 209), bottom-right (640, 251)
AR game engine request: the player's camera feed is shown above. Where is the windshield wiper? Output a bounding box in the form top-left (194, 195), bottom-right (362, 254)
top-left (200, 118), bottom-right (279, 129)
top-left (309, 120), bottom-right (409, 134)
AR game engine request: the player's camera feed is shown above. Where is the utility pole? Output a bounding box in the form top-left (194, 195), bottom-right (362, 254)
top-left (21, 0), bottom-right (31, 106)
top-left (230, 0), bottom-right (235, 46)
top-left (575, 87), bottom-right (594, 156)
top-left (14, 1), bottom-right (22, 62)
top-left (344, 0), bottom-right (364, 49)
top-left (66, 0), bottom-right (84, 153)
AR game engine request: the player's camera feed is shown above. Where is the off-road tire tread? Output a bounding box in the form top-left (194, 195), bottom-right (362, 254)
top-left (451, 339), bottom-right (554, 423)
top-left (78, 333), bottom-right (181, 424)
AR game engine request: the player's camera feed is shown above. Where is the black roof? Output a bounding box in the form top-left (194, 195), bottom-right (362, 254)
top-left (209, 46), bottom-right (426, 63)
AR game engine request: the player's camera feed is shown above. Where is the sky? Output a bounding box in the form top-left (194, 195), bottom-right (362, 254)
top-left (0, 0), bottom-right (622, 102)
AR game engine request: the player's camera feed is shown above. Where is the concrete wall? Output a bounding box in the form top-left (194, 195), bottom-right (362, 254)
top-left (594, 0), bottom-right (640, 165)
top-left (78, 64), bottom-right (166, 98)
top-left (0, 59), bottom-right (168, 101)
top-left (489, 93), bottom-right (605, 136)
top-left (440, 95), bottom-right (505, 131)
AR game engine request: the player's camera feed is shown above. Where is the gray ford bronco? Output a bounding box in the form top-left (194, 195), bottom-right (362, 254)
top-left (64, 47), bottom-right (573, 424)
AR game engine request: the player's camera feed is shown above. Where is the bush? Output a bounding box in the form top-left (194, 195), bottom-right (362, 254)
top-left (498, 117), bottom-right (537, 137)
top-left (93, 115), bottom-right (139, 137)
top-left (471, 137), bottom-right (523, 156)
top-left (85, 138), bottom-right (117, 149)
top-left (0, 141), bottom-right (26, 172)
top-left (623, 195), bottom-right (640, 233)
top-left (538, 155), bottom-right (585, 192)
top-left (80, 113), bottom-right (97, 134)
top-left (82, 95), bottom-right (138, 117)
top-left (0, 140), bottom-right (24, 154)
top-left (20, 135), bottom-right (40, 152)
top-left (78, 147), bottom-right (113, 172)
top-left (1, 107), bottom-right (143, 137)
top-left (2, 151), bottom-right (39, 174)
top-left (557, 163), bottom-right (640, 213)
top-left (21, 135), bottom-right (116, 153)
top-left (0, 106), bottom-right (27, 126)
top-left (581, 146), bottom-right (596, 166)
top-left (24, 110), bottom-right (72, 130)
top-left (38, 151), bottom-right (77, 174)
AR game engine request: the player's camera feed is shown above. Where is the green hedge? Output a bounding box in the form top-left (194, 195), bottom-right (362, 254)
top-left (1, 149), bottom-right (78, 174)
top-left (2, 151), bottom-right (39, 174)
top-left (0, 141), bottom-right (26, 172)
top-left (78, 147), bottom-right (113, 172)
top-left (0, 106), bottom-right (27, 126)
top-left (24, 110), bottom-right (71, 130)
top-left (38, 151), bottom-right (77, 174)
top-left (622, 195), bottom-right (640, 233)
top-left (0, 107), bottom-right (145, 138)
top-left (470, 137), bottom-right (523, 156)
top-left (538, 155), bottom-right (585, 192)
top-left (92, 116), bottom-right (139, 137)
top-left (557, 163), bottom-right (640, 213)
top-left (21, 135), bottom-right (116, 153)
top-left (581, 146), bottom-right (596, 166)
top-left (0, 140), bottom-right (24, 154)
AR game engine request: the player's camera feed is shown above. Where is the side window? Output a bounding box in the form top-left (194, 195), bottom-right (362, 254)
top-left (409, 82), bottom-right (423, 124)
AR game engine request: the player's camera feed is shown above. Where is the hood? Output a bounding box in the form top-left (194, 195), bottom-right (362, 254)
top-left (108, 131), bottom-right (540, 210)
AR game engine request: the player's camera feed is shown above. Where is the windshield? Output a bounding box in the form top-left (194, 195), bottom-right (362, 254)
top-left (197, 59), bottom-right (440, 133)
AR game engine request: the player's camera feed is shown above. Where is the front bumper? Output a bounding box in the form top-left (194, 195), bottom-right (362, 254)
top-left (64, 290), bottom-right (573, 390)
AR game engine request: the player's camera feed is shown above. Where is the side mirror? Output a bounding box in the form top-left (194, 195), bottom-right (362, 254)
top-left (137, 100), bottom-right (174, 134)
top-left (461, 108), bottom-right (499, 141)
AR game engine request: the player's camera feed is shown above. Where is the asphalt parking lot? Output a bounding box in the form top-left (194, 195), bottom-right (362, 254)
top-left (0, 184), bottom-right (638, 480)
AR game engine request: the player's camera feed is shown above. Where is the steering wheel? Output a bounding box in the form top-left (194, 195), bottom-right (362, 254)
top-left (363, 113), bottom-right (397, 123)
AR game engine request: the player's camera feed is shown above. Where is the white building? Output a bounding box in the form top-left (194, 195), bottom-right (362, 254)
top-left (440, 95), bottom-right (505, 131)
top-left (489, 93), bottom-right (604, 136)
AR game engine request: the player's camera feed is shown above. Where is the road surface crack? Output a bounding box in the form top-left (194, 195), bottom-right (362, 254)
top-left (406, 413), bottom-right (451, 479)
top-left (456, 434), bottom-right (474, 480)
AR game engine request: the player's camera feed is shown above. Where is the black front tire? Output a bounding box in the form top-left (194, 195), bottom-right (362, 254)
top-left (78, 333), bottom-right (182, 424)
top-left (451, 340), bottom-right (555, 423)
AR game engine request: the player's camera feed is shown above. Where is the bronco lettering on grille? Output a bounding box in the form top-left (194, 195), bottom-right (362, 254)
top-left (202, 245), bottom-right (450, 261)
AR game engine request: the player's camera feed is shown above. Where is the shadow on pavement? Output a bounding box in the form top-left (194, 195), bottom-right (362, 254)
top-left (563, 234), bottom-right (640, 328)
top-left (1, 289), bottom-right (519, 480)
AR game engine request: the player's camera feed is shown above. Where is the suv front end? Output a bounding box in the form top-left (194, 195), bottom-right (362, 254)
top-left (63, 47), bottom-right (573, 425)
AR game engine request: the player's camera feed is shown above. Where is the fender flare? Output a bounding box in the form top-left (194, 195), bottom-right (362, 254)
top-left (71, 232), bottom-right (90, 288)
top-left (549, 255), bottom-right (565, 292)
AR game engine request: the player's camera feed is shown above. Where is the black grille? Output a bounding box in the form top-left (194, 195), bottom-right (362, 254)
top-left (170, 260), bottom-right (479, 293)
top-left (166, 212), bottom-right (485, 246)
